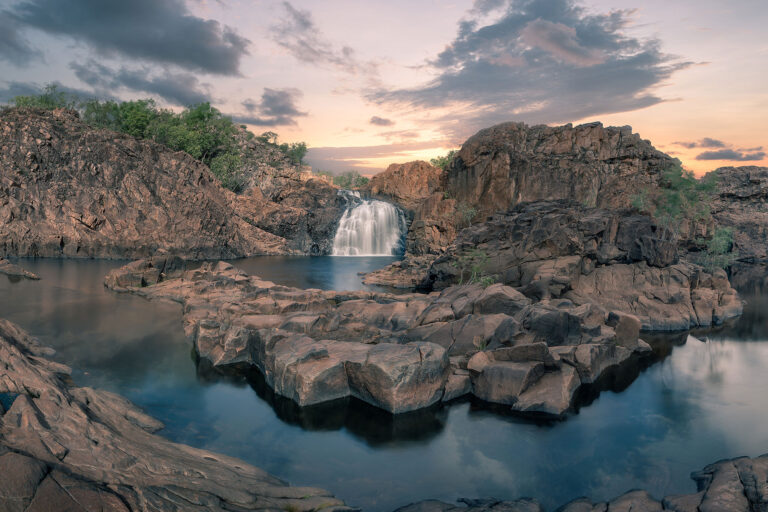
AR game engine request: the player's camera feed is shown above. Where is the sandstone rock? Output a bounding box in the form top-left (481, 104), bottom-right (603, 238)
top-left (0, 108), bottom-right (291, 259)
top-left (0, 259), bottom-right (39, 280)
top-left (0, 319), bottom-right (353, 512)
top-left (708, 166), bottom-right (768, 262)
top-left (109, 261), bottom-right (653, 417)
top-left (421, 201), bottom-right (742, 331)
top-left (443, 122), bottom-right (676, 221)
top-left (364, 161), bottom-right (444, 212)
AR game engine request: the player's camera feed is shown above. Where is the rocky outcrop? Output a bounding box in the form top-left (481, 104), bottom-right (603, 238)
top-left (422, 201), bottom-right (742, 331)
top-left (0, 107), bottom-right (346, 258)
top-left (396, 453), bottom-right (768, 511)
top-left (0, 107), bottom-right (291, 259)
top-left (709, 166), bottom-right (768, 262)
top-left (233, 179), bottom-right (347, 255)
top-left (365, 161), bottom-right (444, 212)
top-left (444, 121), bottom-right (677, 219)
top-left (107, 260), bottom-right (656, 417)
top-left (0, 259), bottom-right (39, 280)
top-left (0, 319), bottom-right (353, 511)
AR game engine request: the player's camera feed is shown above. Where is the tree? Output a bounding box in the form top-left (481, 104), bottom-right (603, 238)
top-left (332, 170), bottom-right (369, 189)
top-left (430, 149), bottom-right (457, 170)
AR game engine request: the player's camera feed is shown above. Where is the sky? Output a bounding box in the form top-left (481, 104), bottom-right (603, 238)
top-left (0, 0), bottom-right (766, 175)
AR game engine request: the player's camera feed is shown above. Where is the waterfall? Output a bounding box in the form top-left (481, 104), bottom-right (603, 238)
top-left (332, 191), bottom-right (407, 256)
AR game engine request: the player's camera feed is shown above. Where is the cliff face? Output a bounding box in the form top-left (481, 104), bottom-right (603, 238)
top-left (444, 121), bottom-right (678, 219)
top-left (709, 166), bottom-right (768, 262)
top-left (0, 108), bottom-right (345, 258)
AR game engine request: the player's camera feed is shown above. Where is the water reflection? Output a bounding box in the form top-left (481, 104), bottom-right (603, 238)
top-left (0, 258), bottom-right (767, 511)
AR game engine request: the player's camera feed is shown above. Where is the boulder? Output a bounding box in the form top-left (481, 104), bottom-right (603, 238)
top-left (0, 259), bottom-right (39, 280)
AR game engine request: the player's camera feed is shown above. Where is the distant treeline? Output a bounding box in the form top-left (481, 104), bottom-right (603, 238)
top-left (315, 170), bottom-right (369, 189)
top-left (9, 84), bottom-right (308, 192)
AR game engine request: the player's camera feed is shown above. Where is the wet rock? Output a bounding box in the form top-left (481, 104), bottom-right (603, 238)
top-left (0, 259), bottom-right (39, 280)
top-left (109, 261), bottom-right (653, 417)
top-left (0, 318), bottom-right (353, 512)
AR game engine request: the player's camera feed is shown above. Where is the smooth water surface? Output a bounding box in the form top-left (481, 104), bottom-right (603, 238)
top-left (1, 258), bottom-right (767, 511)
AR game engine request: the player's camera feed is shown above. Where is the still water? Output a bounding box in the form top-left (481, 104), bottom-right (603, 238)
top-left (1, 257), bottom-right (767, 511)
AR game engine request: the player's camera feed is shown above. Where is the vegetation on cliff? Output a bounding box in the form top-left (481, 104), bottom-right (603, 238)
top-left (8, 84), bottom-right (308, 192)
top-left (316, 169), bottom-right (369, 188)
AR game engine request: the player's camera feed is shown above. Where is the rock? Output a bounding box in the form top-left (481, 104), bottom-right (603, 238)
top-left (708, 166), bottom-right (768, 262)
top-left (443, 122), bottom-right (675, 220)
top-left (421, 201), bottom-right (742, 331)
top-left (0, 259), bottom-right (39, 280)
top-left (364, 160), bottom-right (444, 212)
top-left (0, 319), bottom-right (353, 512)
top-left (363, 255), bottom-right (438, 289)
top-left (0, 108), bottom-right (292, 259)
top-left (103, 253), bottom-right (186, 291)
top-left (108, 261), bottom-right (653, 417)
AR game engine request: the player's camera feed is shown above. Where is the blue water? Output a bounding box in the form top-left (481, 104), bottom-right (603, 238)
top-left (1, 258), bottom-right (767, 511)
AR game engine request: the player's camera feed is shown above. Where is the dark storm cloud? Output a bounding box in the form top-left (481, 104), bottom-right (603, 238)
top-left (674, 137), bottom-right (726, 148)
top-left (696, 149), bottom-right (766, 161)
top-left (271, 1), bottom-right (376, 76)
top-left (369, 0), bottom-right (691, 141)
top-left (10, 0), bottom-right (250, 75)
top-left (70, 60), bottom-right (211, 106)
top-left (230, 88), bottom-right (307, 126)
top-left (369, 116), bottom-right (394, 126)
top-left (0, 13), bottom-right (42, 66)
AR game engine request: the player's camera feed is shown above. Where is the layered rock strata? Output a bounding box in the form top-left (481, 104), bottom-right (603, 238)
top-left (422, 201), bottom-right (743, 331)
top-left (0, 319), bottom-right (352, 511)
top-left (107, 260), bottom-right (659, 417)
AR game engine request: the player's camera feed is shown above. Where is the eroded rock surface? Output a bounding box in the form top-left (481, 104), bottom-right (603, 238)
top-left (0, 319), bottom-right (353, 511)
top-left (709, 166), bottom-right (768, 262)
top-left (395, 454), bottom-right (768, 511)
top-left (0, 107), bottom-right (291, 259)
top-left (444, 122), bottom-right (676, 219)
top-left (107, 260), bottom-right (655, 417)
top-left (422, 201), bottom-right (742, 331)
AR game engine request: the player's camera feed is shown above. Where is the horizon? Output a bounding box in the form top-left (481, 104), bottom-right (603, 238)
top-left (1, 0), bottom-right (765, 176)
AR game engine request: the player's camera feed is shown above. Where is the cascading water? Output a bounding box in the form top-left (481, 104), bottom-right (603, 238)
top-left (331, 190), bottom-right (407, 256)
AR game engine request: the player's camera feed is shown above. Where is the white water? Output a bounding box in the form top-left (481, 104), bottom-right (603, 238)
top-left (332, 191), bottom-right (406, 256)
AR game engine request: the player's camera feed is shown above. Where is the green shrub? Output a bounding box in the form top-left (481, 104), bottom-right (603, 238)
top-left (6, 85), bottom-right (310, 192)
top-left (456, 202), bottom-right (478, 228)
top-left (430, 149), bottom-right (457, 170)
top-left (698, 227), bottom-right (739, 271)
top-left (332, 170), bottom-right (369, 189)
top-left (632, 164), bottom-right (717, 241)
top-left (12, 84), bottom-right (77, 110)
top-left (451, 248), bottom-right (491, 285)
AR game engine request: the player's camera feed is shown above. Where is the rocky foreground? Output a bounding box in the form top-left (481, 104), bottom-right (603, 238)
top-left (2, 315), bottom-right (766, 512)
top-left (104, 238), bottom-right (739, 417)
top-left (0, 318), bottom-right (353, 511)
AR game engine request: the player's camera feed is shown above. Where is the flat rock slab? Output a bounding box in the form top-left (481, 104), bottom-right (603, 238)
top-left (108, 260), bottom-right (657, 418)
top-left (0, 318), bottom-right (355, 512)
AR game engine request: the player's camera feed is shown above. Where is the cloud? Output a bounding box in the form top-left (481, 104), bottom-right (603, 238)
top-left (71, 60), bottom-right (211, 106)
top-left (378, 130), bottom-right (419, 142)
top-left (306, 141), bottom-right (442, 172)
top-left (674, 137), bottom-right (726, 148)
top-left (271, 1), bottom-right (377, 76)
top-left (369, 0), bottom-right (691, 141)
top-left (230, 88), bottom-right (307, 126)
top-left (0, 80), bottom-right (111, 104)
top-left (369, 116), bottom-right (394, 126)
top-left (0, 13), bottom-right (42, 66)
top-left (695, 149), bottom-right (766, 161)
top-left (9, 0), bottom-right (250, 75)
